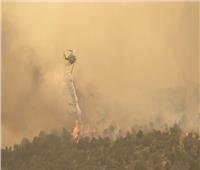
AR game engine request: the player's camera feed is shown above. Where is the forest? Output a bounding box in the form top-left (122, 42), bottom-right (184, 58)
top-left (2, 124), bottom-right (200, 170)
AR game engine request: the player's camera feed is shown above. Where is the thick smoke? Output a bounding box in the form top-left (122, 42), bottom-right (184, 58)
top-left (2, 2), bottom-right (199, 147)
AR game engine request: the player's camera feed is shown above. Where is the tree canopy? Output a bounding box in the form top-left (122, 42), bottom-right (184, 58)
top-left (2, 125), bottom-right (200, 170)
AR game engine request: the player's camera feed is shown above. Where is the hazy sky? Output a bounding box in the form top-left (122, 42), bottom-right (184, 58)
top-left (2, 2), bottom-right (199, 147)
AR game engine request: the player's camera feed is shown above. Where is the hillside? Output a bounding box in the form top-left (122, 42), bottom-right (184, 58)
top-left (2, 125), bottom-right (200, 170)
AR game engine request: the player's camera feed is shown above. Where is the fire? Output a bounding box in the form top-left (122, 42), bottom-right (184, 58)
top-left (71, 119), bottom-right (81, 143)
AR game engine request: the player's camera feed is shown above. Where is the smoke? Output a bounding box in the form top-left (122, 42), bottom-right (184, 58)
top-left (2, 2), bottom-right (199, 147)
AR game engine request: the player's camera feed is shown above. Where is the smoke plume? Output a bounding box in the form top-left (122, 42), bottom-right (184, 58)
top-left (2, 2), bottom-right (199, 147)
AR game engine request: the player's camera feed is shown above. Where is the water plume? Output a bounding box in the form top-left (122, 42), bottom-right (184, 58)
top-left (65, 72), bottom-right (82, 118)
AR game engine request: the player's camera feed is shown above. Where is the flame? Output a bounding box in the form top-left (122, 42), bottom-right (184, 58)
top-left (71, 119), bottom-right (81, 143)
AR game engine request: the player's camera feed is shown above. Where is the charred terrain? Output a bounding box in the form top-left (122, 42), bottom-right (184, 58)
top-left (2, 124), bottom-right (200, 170)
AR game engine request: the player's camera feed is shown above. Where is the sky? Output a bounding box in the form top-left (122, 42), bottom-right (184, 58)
top-left (2, 2), bottom-right (199, 147)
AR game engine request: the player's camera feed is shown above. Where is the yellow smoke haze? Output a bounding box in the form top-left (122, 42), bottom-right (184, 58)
top-left (2, 2), bottom-right (199, 147)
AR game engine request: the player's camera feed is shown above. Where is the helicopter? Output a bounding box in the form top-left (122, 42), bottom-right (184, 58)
top-left (64, 49), bottom-right (76, 64)
top-left (64, 49), bottom-right (77, 73)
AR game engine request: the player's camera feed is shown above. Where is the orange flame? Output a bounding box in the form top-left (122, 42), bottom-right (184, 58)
top-left (71, 119), bottom-right (81, 143)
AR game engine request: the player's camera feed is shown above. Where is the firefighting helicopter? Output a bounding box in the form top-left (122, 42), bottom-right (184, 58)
top-left (64, 49), bottom-right (77, 73)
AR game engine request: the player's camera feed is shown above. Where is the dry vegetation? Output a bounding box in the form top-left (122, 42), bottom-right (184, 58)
top-left (2, 124), bottom-right (200, 170)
